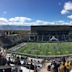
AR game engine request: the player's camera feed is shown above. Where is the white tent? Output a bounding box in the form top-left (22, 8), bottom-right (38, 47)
top-left (50, 36), bottom-right (58, 41)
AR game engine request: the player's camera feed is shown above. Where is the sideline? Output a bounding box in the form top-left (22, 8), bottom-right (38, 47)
top-left (8, 42), bottom-right (27, 51)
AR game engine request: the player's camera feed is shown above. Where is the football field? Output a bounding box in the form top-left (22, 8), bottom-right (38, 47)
top-left (17, 42), bottom-right (72, 56)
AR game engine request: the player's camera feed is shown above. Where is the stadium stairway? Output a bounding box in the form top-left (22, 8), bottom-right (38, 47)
top-left (39, 62), bottom-right (48, 72)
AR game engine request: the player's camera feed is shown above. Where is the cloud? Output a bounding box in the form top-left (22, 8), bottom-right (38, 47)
top-left (27, 20), bottom-right (70, 26)
top-left (0, 18), bottom-right (8, 25)
top-left (61, 10), bottom-right (69, 14)
top-left (33, 20), bottom-right (48, 25)
top-left (0, 17), bottom-right (32, 25)
top-left (67, 15), bottom-right (72, 19)
top-left (0, 18), bottom-right (8, 22)
top-left (54, 20), bottom-right (69, 25)
top-left (61, 1), bottom-right (72, 14)
top-left (0, 17), bottom-right (53, 26)
top-left (9, 17), bottom-right (32, 22)
top-left (21, 20), bottom-right (49, 26)
top-left (0, 16), bottom-right (71, 26)
top-left (8, 17), bottom-right (32, 25)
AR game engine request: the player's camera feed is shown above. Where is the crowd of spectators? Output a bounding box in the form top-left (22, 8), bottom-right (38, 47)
top-left (1, 49), bottom-right (72, 72)
top-left (0, 52), bottom-right (42, 72)
top-left (47, 57), bottom-right (72, 72)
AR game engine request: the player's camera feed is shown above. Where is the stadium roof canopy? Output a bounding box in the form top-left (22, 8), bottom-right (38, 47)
top-left (31, 25), bottom-right (72, 32)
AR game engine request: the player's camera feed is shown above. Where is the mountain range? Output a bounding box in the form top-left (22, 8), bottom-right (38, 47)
top-left (0, 25), bottom-right (31, 30)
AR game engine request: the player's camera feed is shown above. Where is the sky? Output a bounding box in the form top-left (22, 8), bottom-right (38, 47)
top-left (0, 0), bottom-right (72, 26)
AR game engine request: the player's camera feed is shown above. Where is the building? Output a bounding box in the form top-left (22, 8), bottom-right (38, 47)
top-left (30, 25), bottom-right (72, 41)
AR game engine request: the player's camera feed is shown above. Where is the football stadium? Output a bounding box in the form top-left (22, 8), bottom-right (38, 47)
top-left (1, 0), bottom-right (72, 72)
top-left (15, 25), bottom-right (72, 56)
top-left (0, 25), bottom-right (72, 72)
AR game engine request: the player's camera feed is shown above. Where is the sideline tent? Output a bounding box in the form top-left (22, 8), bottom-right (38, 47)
top-left (50, 36), bottom-right (58, 41)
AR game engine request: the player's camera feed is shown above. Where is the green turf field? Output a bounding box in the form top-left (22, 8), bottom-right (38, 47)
top-left (17, 42), bottom-right (72, 56)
